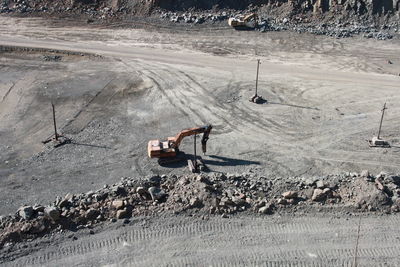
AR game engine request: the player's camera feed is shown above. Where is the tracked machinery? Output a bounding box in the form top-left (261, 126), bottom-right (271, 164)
top-left (148, 124), bottom-right (212, 172)
top-left (228, 13), bottom-right (259, 30)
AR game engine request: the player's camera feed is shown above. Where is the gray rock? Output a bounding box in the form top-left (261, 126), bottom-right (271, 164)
top-left (18, 206), bottom-right (34, 220)
top-left (58, 198), bottom-right (71, 208)
top-left (231, 196), bottom-right (246, 206)
top-left (86, 191), bottom-right (94, 198)
top-left (116, 208), bottom-right (130, 219)
top-left (33, 204), bottom-right (45, 212)
top-left (148, 175), bottom-right (161, 185)
top-left (357, 189), bottom-right (391, 210)
top-left (148, 187), bottom-right (166, 201)
top-left (258, 204), bottom-right (272, 214)
top-left (44, 207), bottom-right (60, 221)
top-left (282, 191), bottom-right (298, 199)
top-left (85, 208), bottom-right (100, 220)
top-left (136, 186), bottom-right (147, 195)
top-left (112, 186), bottom-right (126, 196)
top-left (312, 189), bottom-right (327, 201)
top-left (112, 200), bottom-right (124, 210)
top-left (304, 178), bottom-right (317, 186)
top-left (316, 180), bottom-right (325, 189)
top-left (189, 197), bottom-right (202, 208)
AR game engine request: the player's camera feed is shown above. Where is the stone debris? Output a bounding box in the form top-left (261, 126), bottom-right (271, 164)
top-left (111, 200), bottom-right (124, 210)
top-left (44, 207), bottom-right (60, 222)
top-left (0, 1), bottom-right (398, 40)
top-left (1, 171), bottom-right (400, 248)
top-left (148, 187), bottom-right (166, 201)
top-left (17, 206), bottom-right (33, 220)
top-left (258, 204), bottom-right (273, 214)
top-left (282, 191), bottom-right (298, 199)
top-left (312, 188), bottom-right (331, 201)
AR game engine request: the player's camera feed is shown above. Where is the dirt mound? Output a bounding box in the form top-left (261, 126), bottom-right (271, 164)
top-left (1, 171), bottom-right (400, 250)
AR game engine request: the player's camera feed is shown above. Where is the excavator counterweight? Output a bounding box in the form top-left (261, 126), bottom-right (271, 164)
top-left (148, 125), bottom-right (212, 159)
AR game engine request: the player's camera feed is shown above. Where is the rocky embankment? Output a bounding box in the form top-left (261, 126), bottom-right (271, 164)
top-left (1, 0), bottom-right (399, 39)
top-left (1, 171), bottom-right (400, 249)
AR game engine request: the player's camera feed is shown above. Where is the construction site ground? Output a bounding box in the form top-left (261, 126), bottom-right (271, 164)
top-left (1, 15), bottom-right (400, 266)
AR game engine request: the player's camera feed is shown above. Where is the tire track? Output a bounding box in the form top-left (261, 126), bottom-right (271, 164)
top-left (138, 60), bottom-right (289, 137)
top-left (7, 216), bottom-right (400, 266)
top-left (1, 82), bottom-right (15, 103)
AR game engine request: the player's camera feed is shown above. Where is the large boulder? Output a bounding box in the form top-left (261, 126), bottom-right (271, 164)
top-left (18, 206), bottom-right (34, 220)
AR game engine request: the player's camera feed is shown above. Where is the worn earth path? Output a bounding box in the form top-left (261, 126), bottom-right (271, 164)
top-left (2, 214), bottom-right (400, 266)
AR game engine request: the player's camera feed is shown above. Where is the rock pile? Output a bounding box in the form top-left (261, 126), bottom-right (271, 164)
top-left (0, 0), bottom-right (399, 40)
top-left (1, 171), bottom-right (400, 248)
top-left (156, 9), bottom-right (398, 40)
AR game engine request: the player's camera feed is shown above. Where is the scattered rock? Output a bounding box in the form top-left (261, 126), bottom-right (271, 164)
top-left (148, 175), bottom-right (161, 185)
top-left (3, 170), bottom-right (400, 248)
top-left (258, 204), bottom-right (272, 214)
top-left (282, 191), bottom-right (298, 199)
top-left (44, 207), bottom-right (60, 221)
top-left (18, 206), bottom-right (34, 220)
top-left (148, 187), bottom-right (166, 201)
top-left (111, 200), bottom-right (124, 210)
top-left (116, 208), bottom-right (131, 219)
top-left (316, 180), bottom-right (325, 189)
top-left (136, 186), bottom-right (147, 195)
top-left (85, 208), bottom-right (100, 220)
top-left (311, 188), bottom-right (329, 201)
top-left (189, 197), bottom-right (202, 208)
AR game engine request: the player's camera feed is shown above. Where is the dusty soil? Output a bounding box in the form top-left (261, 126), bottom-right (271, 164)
top-left (2, 214), bottom-right (400, 266)
top-left (1, 14), bottom-right (400, 265)
top-left (1, 16), bottom-right (400, 214)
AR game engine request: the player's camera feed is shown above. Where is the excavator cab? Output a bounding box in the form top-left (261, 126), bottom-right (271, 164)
top-left (147, 137), bottom-right (177, 158)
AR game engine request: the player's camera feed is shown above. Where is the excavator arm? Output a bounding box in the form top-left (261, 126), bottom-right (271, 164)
top-left (172, 124), bottom-right (212, 153)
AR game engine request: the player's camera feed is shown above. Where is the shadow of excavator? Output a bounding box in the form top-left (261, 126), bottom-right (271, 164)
top-left (158, 153), bottom-right (260, 171)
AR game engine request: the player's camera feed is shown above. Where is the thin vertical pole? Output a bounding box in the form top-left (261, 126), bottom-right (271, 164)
top-left (193, 134), bottom-right (197, 171)
top-left (377, 103), bottom-right (387, 139)
top-left (255, 59), bottom-right (260, 96)
top-left (52, 102), bottom-right (58, 141)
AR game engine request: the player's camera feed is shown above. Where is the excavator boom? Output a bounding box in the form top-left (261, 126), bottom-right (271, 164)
top-left (148, 124), bottom-right (212, 158)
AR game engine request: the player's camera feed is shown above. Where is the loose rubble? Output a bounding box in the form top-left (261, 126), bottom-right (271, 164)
top-left (0, 0), bottom-right (399, 40)
top-left (1, 170), bottom-right (400, 248)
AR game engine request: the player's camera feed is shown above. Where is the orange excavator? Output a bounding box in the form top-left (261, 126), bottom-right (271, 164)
top-left (148, 124), bottom-right (212, 159)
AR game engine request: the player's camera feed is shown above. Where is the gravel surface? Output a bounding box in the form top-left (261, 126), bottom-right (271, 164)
top-left (1, 15), bottom-right (400, 265)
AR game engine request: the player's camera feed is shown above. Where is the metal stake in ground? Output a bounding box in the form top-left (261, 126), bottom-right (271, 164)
top-left (193, 134), bottom-right (198, 171)
top-left (250, 59), bottom-right (265, 104)
top-left (368, 102), bottom-right (390, 148)
top-left (42, 102), bottom-right (70, 147)
top-left (255, 59), bottom-right (260, 97)
top-left (52, 102), bottom-right (58, 141)
top-left (377, 102), bottom-right (387, 140)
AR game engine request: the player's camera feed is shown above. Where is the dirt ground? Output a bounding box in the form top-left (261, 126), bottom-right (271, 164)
top-left (1, 15), bottom-right (400, 265)
top-left (1, 16), bottom-right (400, 214)
top-left (3, 214), bottom-right (400, 266)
